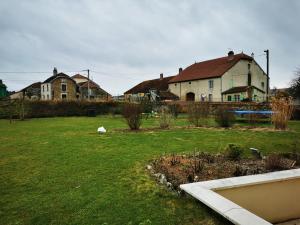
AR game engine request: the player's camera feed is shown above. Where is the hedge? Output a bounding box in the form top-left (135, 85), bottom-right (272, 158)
top-left (0, 100), bottom-right (125, 119)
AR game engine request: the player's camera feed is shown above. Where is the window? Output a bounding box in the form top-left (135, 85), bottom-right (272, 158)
top-left (42, 95), bottom-right (45, 99)
top-left (175, 83), bottom-right (177, 86)
top-left (208, 94), bottom-right (213, 102)
top-left (42, 85), bottom-right (44, 92)
top-left (261, 82), bottom-right (265, 88)
top-left (209, 80), bottom-right (214, 89)
top-left (61, 84), bottom-right (67, 92)
top-left (47, 84), bottom-right (49, 91)
top-left (62, 94), bottom-right (67, 99)
top-left (189, 81), bottom-right (191, 84)
top-left (47, 94), bottom-right (49, 100)
top-left (227, 95), bottom-right (232, 102)
top-left (234, 94), bottom-right (240, 102)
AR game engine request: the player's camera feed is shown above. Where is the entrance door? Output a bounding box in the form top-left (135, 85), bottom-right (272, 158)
top-left (186, 92), bottom-right (195, 101)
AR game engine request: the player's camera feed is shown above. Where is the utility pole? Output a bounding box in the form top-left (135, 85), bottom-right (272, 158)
top-left (82, 69), bottom-right (90, 101)
top-left (264, 49), bottom-right (269, 101)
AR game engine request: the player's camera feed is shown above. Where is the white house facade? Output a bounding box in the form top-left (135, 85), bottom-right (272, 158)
top-left (168, 51), bottom-right (268, 102)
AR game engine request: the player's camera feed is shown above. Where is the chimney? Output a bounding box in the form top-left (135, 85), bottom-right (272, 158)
top-left (53, 67), bottom-right (58, 76)
top-left (251, 52), bottom-right (254, 58)
top-left (160, 73), bottom-right (163, 80)
top-left (179, 68), bottom-right (183, 74)
top-left (227, 50), bottom-right (234, 60)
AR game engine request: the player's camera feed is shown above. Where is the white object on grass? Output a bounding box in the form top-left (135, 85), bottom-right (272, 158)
top-left (97, 126), bottom-right (106, 133)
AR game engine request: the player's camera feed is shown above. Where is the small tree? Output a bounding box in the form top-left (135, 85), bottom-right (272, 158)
top-left (215, 105), bottom-right (235, 127)
top-left (187, 102), bottom-right (210, 127)
top-left (271, 96), bottom-right (293, 130)
top-left (158, 106), bottom-right (173, 129)
top-left (122, 103), bottom-right (143, 130)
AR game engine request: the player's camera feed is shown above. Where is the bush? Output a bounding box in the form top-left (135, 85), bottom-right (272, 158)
top-left (271, 97), bottom-right (294, 130)
top-left (158, 106), bottom-right (173, 129)
top-left (168, 103), bottom-right (181, 118)
top-left (122, 103), bottom-right (143, 130)
top-left (0, 100), bottom-right (124, 119)
top-left (215, 106), bottom-right (235, 127)
top-left (187, 102), bottom-right (210, 127)
top-left (225, 144), bottom-right (244, 161)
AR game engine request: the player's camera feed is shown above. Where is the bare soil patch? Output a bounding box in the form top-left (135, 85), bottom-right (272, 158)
top-left (150, 152), bottom-right (300, 190)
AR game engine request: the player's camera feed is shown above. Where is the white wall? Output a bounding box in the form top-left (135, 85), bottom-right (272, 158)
top-left (41, 83), bottom-right (52, 100)
top-left (169, 77), bottom-right (222, 101)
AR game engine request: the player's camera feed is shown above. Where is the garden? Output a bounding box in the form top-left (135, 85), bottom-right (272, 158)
top-left (0, 97), bottom-right (299, 225)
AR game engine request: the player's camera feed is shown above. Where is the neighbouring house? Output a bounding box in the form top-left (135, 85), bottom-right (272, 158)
top-left (10, 82), bottom-right (41, 100)
top-left (41, 68), bottom-right (77, 101)
top-left (0, 80), bottom-right (8, 98)
top-left (168, 51), bottom-right (269, 102)
top-left (124, 74), bottom-right (179, 102)
top-left (113, 95), bottom-right (125, 101)
top-left (72, 74), bottom-right (112, 101)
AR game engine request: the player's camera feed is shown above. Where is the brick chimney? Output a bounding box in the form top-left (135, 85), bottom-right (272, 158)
top-left (53, 67), bottom-right (58, 76)
top-left (160, 73), bottom-right (163, 80)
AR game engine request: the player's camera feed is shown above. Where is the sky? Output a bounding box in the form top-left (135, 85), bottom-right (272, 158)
top-left (0, 0), bottom-right (299, 95)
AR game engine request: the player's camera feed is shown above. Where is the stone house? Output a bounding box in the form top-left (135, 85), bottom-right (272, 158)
top-left (169, 51), bottom-right (268, 102)
top-left (41, 68), bottom-right (77, 100)
top-left (71, 74), bottom-right (112, 101)
top-left (124, 74), bottom-right (179, 102)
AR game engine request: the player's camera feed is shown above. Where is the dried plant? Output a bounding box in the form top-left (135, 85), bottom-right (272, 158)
top-left (187, 102), bottom-right (210, 127)
top-left (265, 154), bottom-right (284, 170)
top-left (271, 96), bottom-right (294, 130)
top-left (191, 150), bottom-right (204, 174)
top-left (158, 106), bottom-right (173, 129)
top-left (122, 103), bottom-right (143, 130)
top-left (170, 153), bottom-right (180, 166)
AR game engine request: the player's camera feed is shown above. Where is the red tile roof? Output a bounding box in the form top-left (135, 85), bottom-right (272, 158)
top-left (78, 80), bottom-right (100, 89)
top-left (169, 53), bottom-right (253, 83)
top-left (72, 74), bottom-right (88, 79)
top-left (124, 76), bottom-right (175, 94)
top-left (222, 86), bottom-right (265, 95)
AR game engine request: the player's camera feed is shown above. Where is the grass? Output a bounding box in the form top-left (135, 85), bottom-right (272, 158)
top-left (0, 115), bottom-right (300, 225)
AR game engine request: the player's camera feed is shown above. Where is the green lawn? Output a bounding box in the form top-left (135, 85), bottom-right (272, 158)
top-left (1, 116), bottom-right (299, 225)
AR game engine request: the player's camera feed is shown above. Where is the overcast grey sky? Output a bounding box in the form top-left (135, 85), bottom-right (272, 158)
top-left (0, 0), bottom-right (299, 95)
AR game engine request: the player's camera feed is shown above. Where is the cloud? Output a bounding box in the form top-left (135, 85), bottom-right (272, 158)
top-left (0, 0), bottom-right (299, 94)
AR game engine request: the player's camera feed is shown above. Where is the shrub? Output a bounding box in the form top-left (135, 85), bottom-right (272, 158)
top-left (265, 154), bottom-right (284, 170)
top-left (271, 97), bottom-right (294, 130)
top-left (187, 102), bottom-right (209, 127)
top-left (215, 106), bottom-right (235, 127)
top-left (122, 103), bottom-right (143, 130)
top-left (225, 144), bottom-right (244, 161)
top-left (158, 106), bottom-right (173, 129)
